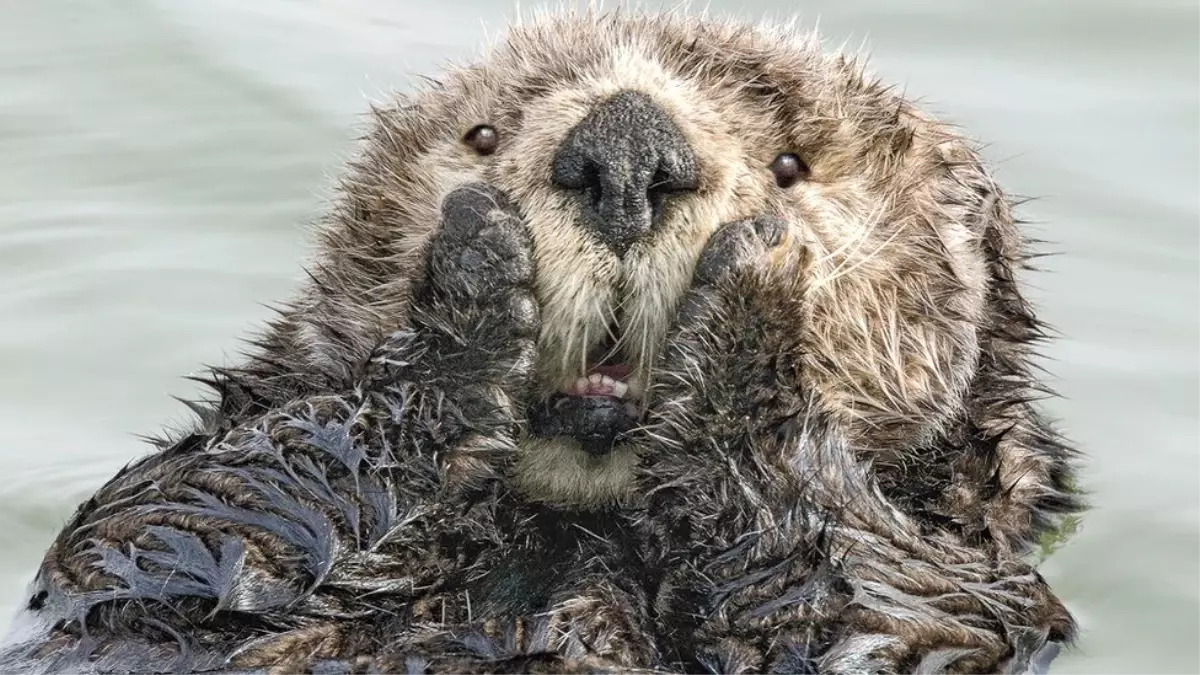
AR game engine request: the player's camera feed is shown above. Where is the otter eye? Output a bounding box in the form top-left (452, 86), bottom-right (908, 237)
top-left (463, 124), bottom-right (499, 156)
top-left (769, 153), bottom-right (809, 188)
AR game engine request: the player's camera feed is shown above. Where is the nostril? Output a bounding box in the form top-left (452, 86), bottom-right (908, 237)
top-left (583, 163), bottom-right (603, 210)
top-left (647, 167), bottom-right (671, 219)
top-left (648, 166), bottom-right (671, 195)
top-left (646, 162), bottom-right (697, 220)
top-left (552, 153), bottom-right (605, 209)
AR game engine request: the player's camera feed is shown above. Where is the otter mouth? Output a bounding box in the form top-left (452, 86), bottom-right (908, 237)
top-left (528, 336), bottom-right (644, 457)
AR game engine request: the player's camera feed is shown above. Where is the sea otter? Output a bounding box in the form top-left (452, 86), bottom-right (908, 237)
top-left (0, 9), bottom-right (1082, 674)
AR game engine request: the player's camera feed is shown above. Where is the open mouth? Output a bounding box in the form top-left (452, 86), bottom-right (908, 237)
top-left (527, 335), bottom-right (644, 457)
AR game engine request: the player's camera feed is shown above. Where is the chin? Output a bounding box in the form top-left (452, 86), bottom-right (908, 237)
top-left (515, 331), bottom-right (648, 506)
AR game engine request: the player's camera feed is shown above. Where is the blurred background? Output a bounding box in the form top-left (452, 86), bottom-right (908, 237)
top-left (0, 1), bottom-right (1195, 672)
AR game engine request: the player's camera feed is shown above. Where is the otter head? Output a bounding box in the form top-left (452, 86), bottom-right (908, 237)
top-left (297, 11), bottom-right (1035, 510)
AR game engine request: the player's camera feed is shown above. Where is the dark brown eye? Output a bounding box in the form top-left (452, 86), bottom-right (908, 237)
top-left (769, 153), bottom-right (809, 188)
top-left (463, 124), bottom-right (499, 156)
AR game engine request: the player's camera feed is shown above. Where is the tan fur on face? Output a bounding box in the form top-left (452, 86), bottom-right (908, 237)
top-left (492, 47), bottom-right (758, 396)
top-left (512, 439), bottom-right (642, 508)
top-left (277, 9), bottom-right (1025, 506)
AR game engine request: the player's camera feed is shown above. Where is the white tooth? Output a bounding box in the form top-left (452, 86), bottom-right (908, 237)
top-left (573, 377), bottom-right (590, 395)
top-left (588, 373), bottom-right (604, 386)
top-left (612, 380), bottom-right (629, 398)
top-left (626, 375), bottom-right (644, 399)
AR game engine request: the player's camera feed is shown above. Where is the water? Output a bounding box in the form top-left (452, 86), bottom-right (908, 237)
top-left (1, 1), bottom-right (1196, 671)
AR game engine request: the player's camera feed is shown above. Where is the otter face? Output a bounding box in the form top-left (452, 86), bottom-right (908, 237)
top-left (332, 12), bottom-right (1005, 506)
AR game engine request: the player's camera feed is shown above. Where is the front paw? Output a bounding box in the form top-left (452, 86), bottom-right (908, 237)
top-left (676, 214), bottom-right (803, 330)
top-left (416, 182), bottom-right (538, 341)
top-left (427, 184), bottom-right (532, 299)
top-left (635, 214), bottom-right (811, 506)
top-left (367, 183), bottom-right (539, 463)
top-left (393, 183), bottom-right (539, 383)
top-left (654, 215), bottom-right (808, 410)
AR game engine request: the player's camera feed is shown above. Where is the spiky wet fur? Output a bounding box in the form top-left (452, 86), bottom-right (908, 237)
top-left (2, 8), bottom-right (1081, 674)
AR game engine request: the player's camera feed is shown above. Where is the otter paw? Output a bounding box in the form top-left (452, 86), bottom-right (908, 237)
top-left (693, 214), bottom-right (789, 288)
top-left (426, 182), bottom-right (533, 304)
top-left (675, 215), bottom-right (793, 328)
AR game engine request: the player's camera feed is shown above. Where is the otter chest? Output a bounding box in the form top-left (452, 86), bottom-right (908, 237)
top-left (469, 506), bottom-right (642, 617)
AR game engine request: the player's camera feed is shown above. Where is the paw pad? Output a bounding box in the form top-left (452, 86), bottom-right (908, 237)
top-left (693, 215), bottom-right (790, 287)
top-left (428, 183), bottom-right (532, 300)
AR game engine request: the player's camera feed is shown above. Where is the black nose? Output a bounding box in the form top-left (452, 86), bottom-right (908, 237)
top-left (551, 90), bottom-right (698, 256)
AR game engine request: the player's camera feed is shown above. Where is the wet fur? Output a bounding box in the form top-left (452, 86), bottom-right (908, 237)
top-left (2, 8), bottom-right (1081, 674)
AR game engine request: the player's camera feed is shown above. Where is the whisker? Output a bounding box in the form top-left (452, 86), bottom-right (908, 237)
top-left (811, 199), bottom-right (887, 277)
top-left (810, 207), bottom-right (903, 293)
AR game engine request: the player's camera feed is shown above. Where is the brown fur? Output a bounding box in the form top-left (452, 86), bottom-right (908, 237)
top-left (210, 10), bottom-right (1077, 546)
top-left (1, 8), bottom-right (1082, 674)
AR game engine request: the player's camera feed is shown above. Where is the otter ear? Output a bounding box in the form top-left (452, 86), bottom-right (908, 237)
top-left (939, 159), bottom-right (1083, 556)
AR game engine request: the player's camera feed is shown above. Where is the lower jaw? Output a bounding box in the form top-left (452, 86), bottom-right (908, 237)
top-left (527, 394), bottom-right (641, 457)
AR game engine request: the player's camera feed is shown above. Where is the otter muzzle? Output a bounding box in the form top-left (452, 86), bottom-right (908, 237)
top-left (551, 89), bottom-right (698, 256)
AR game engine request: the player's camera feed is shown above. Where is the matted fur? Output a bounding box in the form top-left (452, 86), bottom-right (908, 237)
top-left (197, 8), bottom-right (1077, 531)
top-left (1, 7), bottom-right (1082, 674)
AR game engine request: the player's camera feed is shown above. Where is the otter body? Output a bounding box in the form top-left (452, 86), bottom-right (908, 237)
top-left (2, 10), bottom-right (1080, 674)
